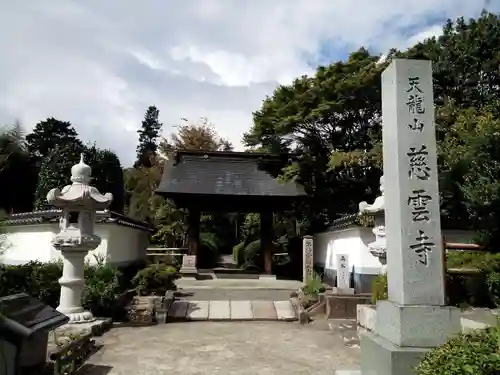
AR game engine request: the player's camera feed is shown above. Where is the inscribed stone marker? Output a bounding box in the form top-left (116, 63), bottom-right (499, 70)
top-left (336, 254), bottom-right (350, 289)
top-left (302, 235), bottom-right (314, 282)
top-left (382, 59), bottom-right (445, 306)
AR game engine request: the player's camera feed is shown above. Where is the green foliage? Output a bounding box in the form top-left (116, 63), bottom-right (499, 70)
top-left (135, 106), bottom-right (163, 168)
top-left (198, 231), bottom-right (220, 268)
top-left (486, 272), bottom-right (500, 307)
top-left (415, 328), bottom-right (500, 375)
top-left (0, 261), bottom-right (63, 307)
top-left (243, 239), bottom-right (262, 269)
top-left (34, 143), bottom-right (124, 212)
top-left (0, 261), bottom-right (131, 318)
top-left (446, 251), bottom-right (500, 269)
top-left (26, 117), bottom-right (82, 162)
top-left (0, 123), bottom-right (38, 213)
top-left (371, 272), bottom-right (388, 305)
top-left (232, 242), bottom-right (245, 266)
top-left (131, 263), bottom-right (179, 296)
top-left (82, 262), bottom-right (125, 318)
top-left (83, 145), bottom-right (125, 213)
top-left (302, 272), bottom-right (325, 298)
top-left (34, 143), bottom-right (83, 210)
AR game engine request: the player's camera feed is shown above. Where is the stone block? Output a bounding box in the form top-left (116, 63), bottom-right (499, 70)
top-left (209, 300), bottom-right (230, 320)
top-left (376, 300), bottom-right (461, 347)
top-left (186, 301), bottom-right (209, 321)
top-left (326, 295), bottom-right (372, 319)
top-left (332, 287), bottom-right (355, 295)
top-left (361, 330), bottom-right (429, 375)
top-left (357, 304), bottom-right (376, 332)
top-left (180, 255), bottom-right (198, 278)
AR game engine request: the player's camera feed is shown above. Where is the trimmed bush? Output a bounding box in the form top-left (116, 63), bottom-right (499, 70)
top-left (131, 263), bottom-right (179, 296)
top-left (82, 263), bottom-right (125, 319)
top-left (415, 328), bottom-right (500, 375)
top-left (198, 231), bottom-right (219, 268)
top-left (0, 261), bottom-right (62, 307)
top-left (0, 261), bottom-right (131, 319)
top-left (232, 242), bottom-right (245, 266)
top-left (371, 272), bottom-right (388, 304)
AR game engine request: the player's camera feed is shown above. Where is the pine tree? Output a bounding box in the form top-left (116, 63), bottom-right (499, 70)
top-left (135, 106), bottom-right (163, 168)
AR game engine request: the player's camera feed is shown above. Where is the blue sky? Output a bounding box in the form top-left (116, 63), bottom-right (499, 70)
top-left (0, 1), bottom-right (499, 167)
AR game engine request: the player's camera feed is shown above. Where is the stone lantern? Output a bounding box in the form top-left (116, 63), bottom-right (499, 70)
top-left (358, 175), bottom-right (387, 273)
top-left (47, 154), bottom-right (113, 323)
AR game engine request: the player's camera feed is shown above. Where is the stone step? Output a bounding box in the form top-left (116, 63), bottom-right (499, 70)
top-left (166, 300), bottom-right (297, 322)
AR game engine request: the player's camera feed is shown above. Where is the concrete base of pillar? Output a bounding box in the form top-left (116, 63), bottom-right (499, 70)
top-left (179, 266), bottom-right (198, 280)
top-left (360, 330), bottom-right (430, 375)
top-left (58, 308), bottom-right (95, 324)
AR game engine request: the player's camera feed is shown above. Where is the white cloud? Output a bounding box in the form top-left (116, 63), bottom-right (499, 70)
top-left (0, 0), bottom-right (497, 166)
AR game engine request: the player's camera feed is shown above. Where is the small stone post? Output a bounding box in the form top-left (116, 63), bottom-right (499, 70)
top-left (47, 154), bottom-right (113, 323)
top-left (302, 235), bottom-right (314, 283)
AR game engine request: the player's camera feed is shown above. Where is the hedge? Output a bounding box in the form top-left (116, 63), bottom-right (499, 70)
top-left (0, 261), bottom-right (148, 319)
top-left (415, 328), bottom-right (500, 375)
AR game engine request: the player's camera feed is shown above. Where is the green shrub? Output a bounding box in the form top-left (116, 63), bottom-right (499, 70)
top-left (486, 271), bottom-right (500, 307)
top-left (243, 239), bottom-right (261, 269)
top-left (0, 261), bottom-right (63, 307)
top-left (0, 261), bottom-right (130, 318)
top-left (371, 272), bottom-right (388, 305)
top-left (446, 251), bottom-right (500, 270)
top-left (232, 242), bottom-right (245, 266)
top-left (198, 231), bottom-right (219, 268)
top-left (82, 263), bottom-right (125, 318)
top-left (131, 263), bottom-right (179, 296)
top-left (302, 272), bottom-right (325, 299)
top-left (415, 328), bottom-right (500, 375)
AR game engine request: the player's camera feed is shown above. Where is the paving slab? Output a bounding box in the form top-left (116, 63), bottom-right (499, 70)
top-left (273, 300), bottom-right (296, 321)
top-left (230, 300), bottom-right (253, 320)
top-left (251, 300), bottom-right (277, 320)
top-left (186, 301), bottom-right (209, 321)
top-left (169, 300), bottom-right (189, 319)
top-left (209, 300), bottom-right (230, 320)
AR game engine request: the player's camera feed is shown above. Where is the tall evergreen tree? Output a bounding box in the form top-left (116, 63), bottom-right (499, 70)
top-left (135, 106), bottom-right (163, 168)
top-left (26, 117), bottom-right (82, 163)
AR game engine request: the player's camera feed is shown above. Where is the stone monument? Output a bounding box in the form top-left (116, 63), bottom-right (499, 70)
top-left (359, 175), bottom-right (387, 272)
top-left (302, 235), bottom-right (314, 282)
top-left (47, 154), bottom-right (113, 323)
top-left (179, 254), bottom-right (198, 279)
top-left (360, 59), bottom-right (461, 374)
top-left (333, 253), bottom-right (354, 294)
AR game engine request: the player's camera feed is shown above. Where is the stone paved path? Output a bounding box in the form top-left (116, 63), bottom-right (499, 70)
top-left (78, 321), bottom-right (360, 375)
top-left (168, 299), bottom-right (296, 321)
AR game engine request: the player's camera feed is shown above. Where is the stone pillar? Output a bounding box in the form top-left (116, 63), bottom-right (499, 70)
top-left (360, 59), bottom-right (461, 375)
top-left (47, 154), bottom-right (112, 324)
top-left (181, 208), bottom-right (199, 277)
top-left (186, 209), bottom-right (200, 258)
top-left (302, 235), bottom-right (313, 283)
top-left (260, 211), bottom-right (273, 275)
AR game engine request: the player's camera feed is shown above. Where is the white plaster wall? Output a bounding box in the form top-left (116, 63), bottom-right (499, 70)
top-left (0, 223), bottom-right (148, 266)
top-left (313, 227), bottom-right (478, 278)
top-left (314, 227), bottom-right (383, 277)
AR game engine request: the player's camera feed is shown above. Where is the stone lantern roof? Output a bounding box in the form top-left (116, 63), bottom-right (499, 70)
top-left (46, 154), bottom-right (113, 210)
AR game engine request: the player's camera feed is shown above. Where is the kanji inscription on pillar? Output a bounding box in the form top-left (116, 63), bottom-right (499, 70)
top-left (302, 236), bottom-right (314, 282)
top-left (382, 59), bottom-right (445, 306)
top-left (336, 254), bottom-right (350, 289)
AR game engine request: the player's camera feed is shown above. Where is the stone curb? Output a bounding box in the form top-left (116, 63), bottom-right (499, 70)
top-left (161, 291), bottom-right (176, 323)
